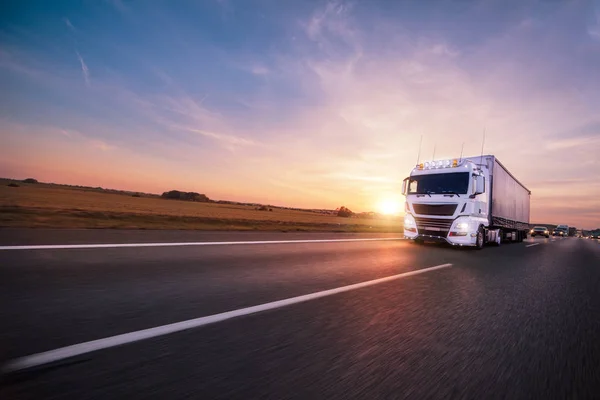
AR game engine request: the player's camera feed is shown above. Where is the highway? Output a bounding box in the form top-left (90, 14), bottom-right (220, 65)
top-left (1, 230), bottom-right (599, 399)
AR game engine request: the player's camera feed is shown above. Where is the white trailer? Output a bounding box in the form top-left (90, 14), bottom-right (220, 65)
top-left (402, 155), bottom-right (531, 249)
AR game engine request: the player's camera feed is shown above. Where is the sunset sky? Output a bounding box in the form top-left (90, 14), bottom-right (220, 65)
top-left (1, 0), bottom-right (599, 228)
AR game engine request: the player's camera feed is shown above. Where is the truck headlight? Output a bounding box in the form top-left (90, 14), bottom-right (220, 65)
top-left (404, 214), bottom-right (416, 229)
top-left (456, 222), bottom-right (469, 230)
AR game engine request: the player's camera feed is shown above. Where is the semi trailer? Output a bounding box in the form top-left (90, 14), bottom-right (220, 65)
top-left (402, 155), bottom-right (531, 249)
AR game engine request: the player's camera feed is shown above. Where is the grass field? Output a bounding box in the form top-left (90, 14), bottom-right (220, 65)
top-left (0, 180), bottom-right (403, 232)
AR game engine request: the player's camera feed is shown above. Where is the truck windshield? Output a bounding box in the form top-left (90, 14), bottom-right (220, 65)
top-left (408, 172), bottom-right (470, 195)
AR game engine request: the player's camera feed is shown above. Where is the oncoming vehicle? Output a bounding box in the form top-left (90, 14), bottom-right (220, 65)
top-left (530, 226), bottom-right (550, 238)
top-left (553, 225), bottom-right (569, 237)
top-left (402, 155), bottom-right (531, 249)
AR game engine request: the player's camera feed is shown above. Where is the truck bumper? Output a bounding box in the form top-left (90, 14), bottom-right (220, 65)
top-left (404, 231), bottom-right (478, 247)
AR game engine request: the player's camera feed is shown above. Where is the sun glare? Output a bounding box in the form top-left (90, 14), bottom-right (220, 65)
top-left (377, 198), bottom-right (401, 215)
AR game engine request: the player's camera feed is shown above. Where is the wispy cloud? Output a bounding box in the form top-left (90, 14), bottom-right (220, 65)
top-left (545, 135), bottom-right (600, 151)
top-left (184, 127), bottom-right (256, 147)
top-left (57, 128), bottom-right (114, 151)
top-left (89, 139), bottom-right (113, 151)
top-left (75, 51), bottom-right (90, 86)
top-left (106, 0), bottom-right (128, 14)
top-left (63, 17), bottom-right (76, 32)
top-left (250, 65), bottom-right (270, 76)
top-left (305, 0), bottom-right (354, 43)
top-left (588, 6), bottom-right (600, 41)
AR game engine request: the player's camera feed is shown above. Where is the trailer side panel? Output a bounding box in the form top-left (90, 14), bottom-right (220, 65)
top-left (491, 158), bottom-right (531, 230)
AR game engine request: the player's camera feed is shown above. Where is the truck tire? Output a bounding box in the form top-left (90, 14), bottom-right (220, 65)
top-left (475, 226), bottom-right (484, 250)
top-left (414, 239), bottom-right (424, 245)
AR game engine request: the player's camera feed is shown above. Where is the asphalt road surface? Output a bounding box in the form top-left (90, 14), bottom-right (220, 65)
top-left (1, 230), bottom-right (599, 399)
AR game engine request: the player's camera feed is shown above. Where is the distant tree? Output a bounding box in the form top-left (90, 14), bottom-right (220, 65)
top-left (22, 178), bottom-right (38, 184)
top-left (132, 193), bottom-right (141, 198)
top-left (161, 190), bottom-right (210, 202)
top-left (337, 206), bottom-right (353, 218)
top-left (8, 183), bottom-right (20, 187)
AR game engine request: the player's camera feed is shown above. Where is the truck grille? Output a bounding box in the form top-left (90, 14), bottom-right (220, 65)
top-left (415, 217), bottom-right (453, 237)
top-left (413, 203), bottom-right (458, 216)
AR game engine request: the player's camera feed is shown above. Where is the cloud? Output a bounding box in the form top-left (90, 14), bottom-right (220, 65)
top-left (106, 0), bottom-right (128, 14)
top-left (75, 51), bottom-right (90, 86)
top-left (89, 139), bottom-right (113, 151)
top-left (429, 43), bottom-right (459, 57)
top-left (56, 128), bottom-right (114, 151)
top-left (63, 18), bottom-right (76, 32)
top-left (1, 122), bottom-right (115, 153)
top-left (122, 87), bottom-right (258, 150)
top-left (545, 135), bottom-right (600, 151)
top-left (305, 0), bottom-right (353, 42)
top-left (588, 6), bottom-right (600, 41)
top-left (250, 65), bottom-right (270, 76)
top-left (184, 127), bottom-right (256, 147)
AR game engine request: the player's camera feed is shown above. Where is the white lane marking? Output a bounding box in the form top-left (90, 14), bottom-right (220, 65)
top-left (0, 237), bottom-right (405, 251)
top-left (1, 263), bottom-right (451, 373)
top-left (526, 243), bottom-right (540, 248)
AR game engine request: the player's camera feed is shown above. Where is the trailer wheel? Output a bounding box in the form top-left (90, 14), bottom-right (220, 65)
top-left (475, 226), bottom-right (484, 250)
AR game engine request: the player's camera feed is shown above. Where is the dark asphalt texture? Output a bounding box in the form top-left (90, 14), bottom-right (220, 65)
top-left (1, 231), bottom-right (599, 399)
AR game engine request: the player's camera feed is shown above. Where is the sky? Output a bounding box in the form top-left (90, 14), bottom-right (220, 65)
top-left (0, 0), bottom-right (599, 229)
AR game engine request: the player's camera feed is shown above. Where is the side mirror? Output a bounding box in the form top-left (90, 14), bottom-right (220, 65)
top-left (402, 178), bottom-right (409, 196)
top-left (475, 175), bottom-right (485, 195)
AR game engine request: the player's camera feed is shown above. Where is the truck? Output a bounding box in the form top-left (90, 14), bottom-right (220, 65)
top-left (401, 155), bottom-right (531, 249)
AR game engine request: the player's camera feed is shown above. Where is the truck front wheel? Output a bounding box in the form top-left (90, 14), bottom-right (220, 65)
top-left (475, 226), bottom-right (484, 250)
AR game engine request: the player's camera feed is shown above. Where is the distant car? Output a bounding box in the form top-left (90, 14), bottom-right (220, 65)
top-left (530, 226), bottom-right (550, 238)
top-left (591, 233), bottom-right (600, 240)
top-left (553, 224), bottom-right (569, 237)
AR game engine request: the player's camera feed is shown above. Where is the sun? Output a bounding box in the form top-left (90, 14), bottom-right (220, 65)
top-left (377, 198), bottom-right (401, 215)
